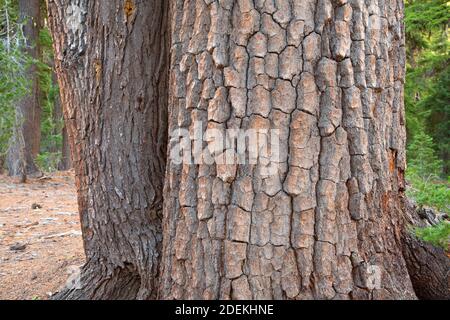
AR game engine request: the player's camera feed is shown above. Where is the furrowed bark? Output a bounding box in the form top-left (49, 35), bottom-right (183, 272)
top-left (45, 0), bottom-right (447, 301)
top-left (7, 0), bottom-right (41, 177)
top-left (47, 0), bottom-right (169, 299)
top-left (159, 0), bottom-right (417, 300)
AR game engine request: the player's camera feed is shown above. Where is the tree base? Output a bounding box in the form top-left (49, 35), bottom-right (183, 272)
top-left (52, 261), bottom-right (150, 300)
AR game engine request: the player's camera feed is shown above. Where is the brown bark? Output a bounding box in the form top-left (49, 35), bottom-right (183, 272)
top-left (7, 0), bottom-right (41, 176)
top-left (45, 0), bottom-right (447, 301)
top-left (51, 69), bottom-right (72, 170)
top-left (59, 124), bottom-right (72, 170)
top-left (158, 0), bottom-right (417, 300)
top-left (402, 200), bottom-right (450, 300)
top-left (47, 0), bottom-right (169, 299)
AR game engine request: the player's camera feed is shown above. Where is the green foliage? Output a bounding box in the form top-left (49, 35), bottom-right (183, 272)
top-left (404, 0), bottom-right (450, 218)
top-left (0, 0), bottom-right (63, 170)
top-left (35, 151), bottom-right (61, 172)
top-left (424, 69), bottom-right (450, 173)
top-left (414, 221), bottom-right (450, 250)
top-left (407, 175), bottom-right (449, 212)
top-left (0, 0), bottom-right (31, 163)
top-left (0, 43), bottom-right (29, 155)
top-left (406, 132), bottom-right (449, 212)
top-left (408, 131), bottom-right (443, 178)
top-left (405, 0), bottom-right (450, 47)
top-left (405, 0), bottom-right (450, 176)
top-left (0, 0), bottom-right (62, 172)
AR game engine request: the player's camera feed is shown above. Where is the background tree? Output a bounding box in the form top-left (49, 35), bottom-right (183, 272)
top-left (0, 0), bottom-right (71, 175)
top-left (6, 0), bottom-right (41, 177)
top-left (0, 0), bottom-right (30, 174)
top-left (405, 0), bottom-right (449, 181)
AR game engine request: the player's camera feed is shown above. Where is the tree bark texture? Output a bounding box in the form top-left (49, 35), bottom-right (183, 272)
top-left (47, 0), bottom-right (169, 299)
top-left (7, 0), bottom-right (41, 176)
top-left (158, 0), bottom-right (417, 300)
top-left (46, 0), bottom-right (448, 301)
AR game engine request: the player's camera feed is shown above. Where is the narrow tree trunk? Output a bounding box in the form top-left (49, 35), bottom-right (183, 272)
top-left (51, 69), bottom-right (72, 170)
top-left (159, 0), bottom-right (417, 300)
top-left (7, 0), bottom-right (41, 177)
top-left (47, 0), bottom-right (169, 299)
top-left (59, 124), bottom-right (72, 170)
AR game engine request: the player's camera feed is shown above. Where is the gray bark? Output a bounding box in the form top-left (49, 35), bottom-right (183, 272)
top-left (47, 0), bottom-right (169, 299)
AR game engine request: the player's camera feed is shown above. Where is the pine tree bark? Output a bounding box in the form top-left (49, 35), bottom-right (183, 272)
top-left (7, 0), bottom-right (41, 176)
top-left (45, 0), bottom-right (447, 300)
top-left (158, 0), bottom-right (417, 300)
top-left (47, 0), bottom-right (169, 299)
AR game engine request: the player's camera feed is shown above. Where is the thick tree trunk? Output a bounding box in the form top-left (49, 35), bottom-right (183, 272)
top-left (158, 0), bottom-right (417, 300)
top-left (47, 0), bottom-right (169, 299)
top-left (7, 0), bottom-right (41, 177)
top-left (45, 0), bottom-right (446, 300)
top-left (402, 200), bottom-right (450, 300)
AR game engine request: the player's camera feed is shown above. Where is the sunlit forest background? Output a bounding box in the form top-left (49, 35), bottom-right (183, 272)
top-left (0, 0), bottom-right (449, 246)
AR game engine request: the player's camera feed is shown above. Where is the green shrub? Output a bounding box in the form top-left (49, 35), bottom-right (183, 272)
top-left (414, 221), bottom-right (450, 250)
top-left (407, 176), bottom-right (449, 212)
top-left (35, 151), bottom-right (61, 172)
top-left (406, 131), bottom-right (449, 213)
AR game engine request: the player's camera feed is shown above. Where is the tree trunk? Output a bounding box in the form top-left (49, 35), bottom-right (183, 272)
top-left (46, 0), bottom-right (446, 301)
top-left (158, 0), bottom-right (417, 300)
top-left (59, 123), bottom-right (72, 170)
top-left (7, 0), bottom-right (41, 177)
top-left (47, 0), bottom-right (169, 299)
top-left (51, 69), bottom-right (72, 170)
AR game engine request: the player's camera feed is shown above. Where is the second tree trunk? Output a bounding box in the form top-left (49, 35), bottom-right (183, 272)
top-left (48, 0), bottom-right (169, 299)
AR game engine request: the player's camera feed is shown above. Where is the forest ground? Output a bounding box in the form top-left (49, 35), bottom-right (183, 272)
top-left (0, 172), bottom-right (83, 300)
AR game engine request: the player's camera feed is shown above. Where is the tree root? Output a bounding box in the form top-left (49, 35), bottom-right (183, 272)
top-left (52, 261), bottom-right (146, 300)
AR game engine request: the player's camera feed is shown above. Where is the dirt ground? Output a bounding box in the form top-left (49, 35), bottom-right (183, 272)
top-left (0, 171), bottom-right (84, 300)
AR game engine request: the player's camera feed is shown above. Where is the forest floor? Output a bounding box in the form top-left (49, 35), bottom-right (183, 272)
top-left (0, 171), bottom-right (84, 300)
